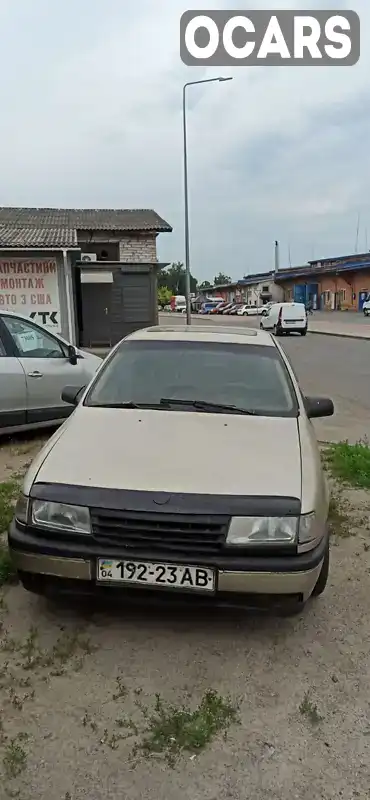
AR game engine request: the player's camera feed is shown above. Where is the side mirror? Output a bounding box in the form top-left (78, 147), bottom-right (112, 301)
top-left (61, 385), bottom-right (86, 406)
top-left (67, 344), bottom-right (78, 366)
top-left (304, 396), bottom-right (334, 419)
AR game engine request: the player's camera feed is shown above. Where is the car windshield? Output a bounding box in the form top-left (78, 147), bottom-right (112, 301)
top-left (84, 340), bottom-right (298, 417)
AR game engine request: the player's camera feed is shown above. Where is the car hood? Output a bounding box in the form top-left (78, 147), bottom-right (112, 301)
top-left (30, 408), bottom-right (302, 499)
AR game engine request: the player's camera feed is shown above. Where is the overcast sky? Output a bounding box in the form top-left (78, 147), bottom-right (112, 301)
top-left (0, 0), bottom-right (368, 281)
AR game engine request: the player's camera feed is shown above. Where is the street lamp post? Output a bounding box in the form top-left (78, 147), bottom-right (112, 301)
top-left (182, 77), bottom-right (233, 325)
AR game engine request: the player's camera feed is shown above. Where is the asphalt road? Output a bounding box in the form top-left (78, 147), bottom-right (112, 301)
top-left (159, 312), bottom-right (370, 443)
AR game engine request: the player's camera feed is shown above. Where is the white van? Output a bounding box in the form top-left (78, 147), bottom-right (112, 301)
top-left (260, 302), bottom-right (307, 336)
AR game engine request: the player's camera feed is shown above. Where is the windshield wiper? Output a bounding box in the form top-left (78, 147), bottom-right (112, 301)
top-left (159, 398), bottom-right (257, 415)
top-left (89, 401), bottom-right (143, 409)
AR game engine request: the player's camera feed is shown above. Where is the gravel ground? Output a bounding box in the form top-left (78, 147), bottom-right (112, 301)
top-left (0, 436), bottom-right (370, 798)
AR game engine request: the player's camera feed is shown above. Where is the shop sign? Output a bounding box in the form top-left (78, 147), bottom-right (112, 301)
top-left (0, 259), bottom-right (61, 333)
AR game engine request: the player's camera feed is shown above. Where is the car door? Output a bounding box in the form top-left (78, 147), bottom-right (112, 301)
top-left (261, 306), bottom-right (273, 329)
top-left (0, 319), bottom-right (27, 430)
top-left (1, 315), bottom-right (84, 425)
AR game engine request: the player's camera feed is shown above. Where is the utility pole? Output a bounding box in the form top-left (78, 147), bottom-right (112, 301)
top-left (182, 77), bottom-right (232, 325)
top-left (274, 240), bottom-right (280, 274)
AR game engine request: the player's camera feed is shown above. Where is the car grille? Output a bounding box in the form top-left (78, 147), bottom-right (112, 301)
top-left (90, 509), bottom-right (229, 559)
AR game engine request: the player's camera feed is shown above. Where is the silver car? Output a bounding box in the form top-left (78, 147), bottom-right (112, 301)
top-left (0, 310), bottom-right (102, 435)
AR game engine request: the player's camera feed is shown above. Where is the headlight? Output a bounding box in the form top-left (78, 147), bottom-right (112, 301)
top-left (31, 501), bottom-right (91, 534)
top-left (15, 494), bottom-right (29, 525)
top-left (227, 516), bottom-right (298, 546)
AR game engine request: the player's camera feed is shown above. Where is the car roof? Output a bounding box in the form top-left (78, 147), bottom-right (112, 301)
top-left (271, 302), bottom-right (304, 307)
top-left (125, 325), bottom-right (275, 347)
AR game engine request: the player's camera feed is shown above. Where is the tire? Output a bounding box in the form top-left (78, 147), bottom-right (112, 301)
top-left (273, 324), bottom-right (282, 336)
top-left (300, 328), bottom-right (307, 336)
top-left (311, 541), bottom-right (329, 597)
top-left (260, 321), bottom-right (264, 329)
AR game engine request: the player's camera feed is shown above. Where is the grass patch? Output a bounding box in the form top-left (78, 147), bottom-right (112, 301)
top-left (324, 440), bottom-right (370, 489)
top-left (0, 478), bottom-right (21, 587)
top-left (3, 733), bottom-right (28, 779)
top-left (0, 547), bottom-right (16, 588)
top-left (0, 480), bottom-right (20, 535)
top-left (328, 492), bottom-right (352, 538)
top-left (299, 691), bottom-right (323, 726)
top-left (136, 689), bottom-right (239, 764)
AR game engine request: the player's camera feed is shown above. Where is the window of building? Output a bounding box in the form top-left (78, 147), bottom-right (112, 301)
top-left (262, 285), bottom-right (269, 292)
top-left (338, 289), bottom-right (346, 302)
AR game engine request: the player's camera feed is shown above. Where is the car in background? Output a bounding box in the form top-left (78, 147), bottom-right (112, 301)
top-left (237, 305), bottom-right (258, 316)
top-left (362, 299), bottom-right (370, 316)
top-left (199, 303), bottom-right (220, 314)
top-left (223, 304), bottom-right (239, 315)
top-left (210, 303), bottom-right (226, 314)
top-left (221, 303), bottom-right (234, 314)
top-left (228, 304), bottom-right (243, 315)
top-left (10, 323), bottom-right (334, 616)
top-left (258, 303), bottom-right (272, 316)
top-left (260, 302), bottom-right (308, 336)
top-left (0, 310), bottom-right (102, 436)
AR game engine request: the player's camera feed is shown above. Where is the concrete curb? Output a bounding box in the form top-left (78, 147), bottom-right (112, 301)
top-left (309, 329), bottom-right (370, 341)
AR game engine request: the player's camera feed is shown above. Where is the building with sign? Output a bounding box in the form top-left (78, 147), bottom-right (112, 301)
top-left (0, 207), bottom-right (172, 346)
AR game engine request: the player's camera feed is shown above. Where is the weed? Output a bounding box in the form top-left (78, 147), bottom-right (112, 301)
top-left (8, 686), bottom-right (35, 710)
top-left (299, 691), bottom-right (323, 726)
top-left (328, 492), bottom-right (352, 538)
top-left (0, 633), bottom-right (18, 653)
top-left (116, 716), bottom-right (139, 736)
top-left (19, 626), bottom-right (42, 671)
top-left (82, 713), bottom-right (98, 734)
top-left (0, 547), bottom-right (17, 588)
top-left (324, 440), bottom-right (370, 489)
top-left (0, 480), bottom-right (20, 535)
top-left (50, 630), bottom-right (95, 665)
top-left (0, 593), bottom-right (8, 612)
top-left (137, 689), bottom-right (239, 764)
top-left (0, 477), bottom-right (22, 587)
top-left (3, 733), bottom-right (28, 779)
top-left (113, 675), bottom-right (128, 701)
top-left (100, 728), bottom-right (129, 750)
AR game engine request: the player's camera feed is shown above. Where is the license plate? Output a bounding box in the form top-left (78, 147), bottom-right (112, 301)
top-left (96, 559), bottom-right (215, 592)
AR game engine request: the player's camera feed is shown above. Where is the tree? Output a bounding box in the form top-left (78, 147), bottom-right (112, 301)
top-left (157, 286), bottom-right (172, 307)
top-left (198, 280), bottom-right (212, 290)
top-left (158, 262), bottom-right (197, 295)
top-left (213, 272), bottom-right (232, 286)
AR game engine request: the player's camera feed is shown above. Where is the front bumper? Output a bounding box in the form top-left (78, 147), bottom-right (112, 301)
top-left (9, 521), bottom-right (327, 606)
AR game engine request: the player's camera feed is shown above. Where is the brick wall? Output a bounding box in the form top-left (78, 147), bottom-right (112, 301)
top-left (119, 234), bottom-right (157, 263)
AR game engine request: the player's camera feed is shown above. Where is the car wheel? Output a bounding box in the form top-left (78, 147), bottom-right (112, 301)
top-left (260, 321), bottom-right (264, 329)
top-left (301, 327), bottom-right (307, 336)
top-left (273, 324), bottom-right (281, 336)
top-left (311, 541), bottom-right (329, 597)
